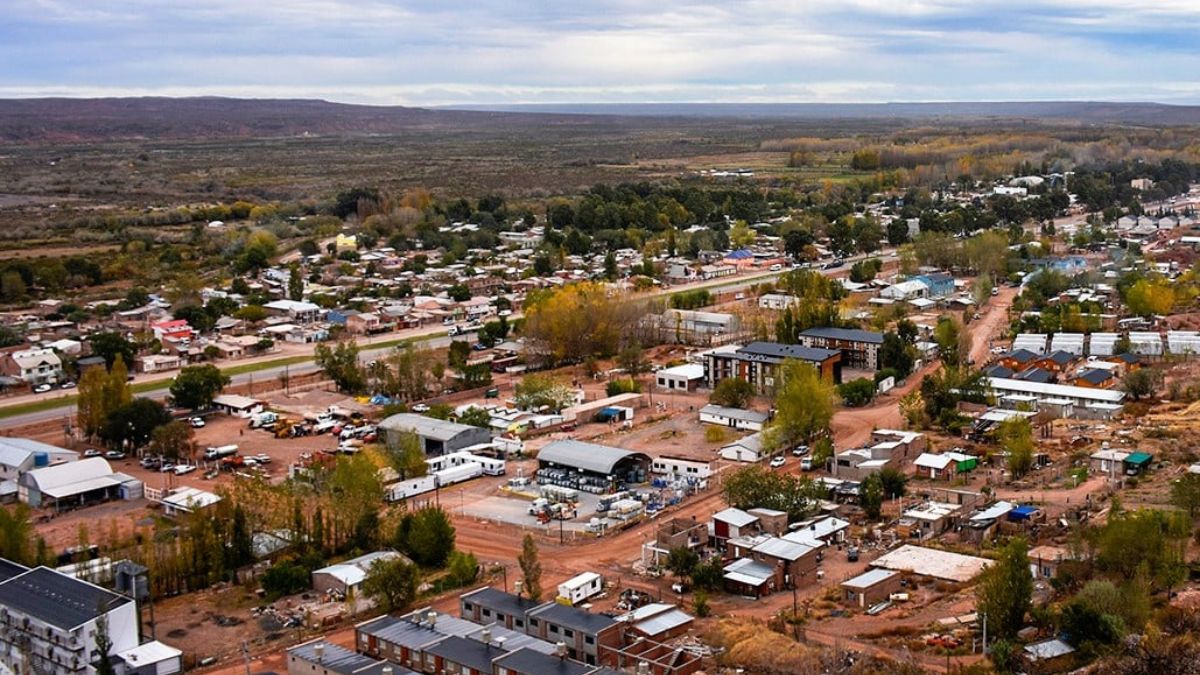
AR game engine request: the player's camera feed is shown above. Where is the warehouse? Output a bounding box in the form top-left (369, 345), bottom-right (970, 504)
top-left (380, 413), bottom-right (492, 455)
top-left (698, 404), bottom-right (769, 431)
top-left (17, 458), bottom-right (142, 510)
top-left (536, 440), bottom-right (651, 490)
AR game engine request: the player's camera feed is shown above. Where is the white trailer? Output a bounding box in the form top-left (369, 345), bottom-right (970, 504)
top-left (557, 571), bottom-right (604, 606)
top-left (203, 444), bottom-right (239, 460)
top-left (385, 475), bottom-right (438, 501)
top-left (434, 462), bottom-right (484, 488)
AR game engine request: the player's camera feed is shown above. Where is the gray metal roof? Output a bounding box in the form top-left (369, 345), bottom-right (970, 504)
top-left (0, 558), bottom-right (29, 583)
top-left (537, 440), bottom-right (649, 476)
top-left (528, 602), bottom-right (618, 634)
top-left (0, 566), bottom-right (131, 630)
top-left (841, 568), bottom-right (898, 590)
top-left (699, 404), bottom-right (768, 423)
top-left (356, 612), bottom-right (477, 648)
top-left (380, 413), bottom-right (480, 442)
top-left (423, 635), bottom-right (507, 673)
top-left (737, 341), bottom-right (841, 363)
top-left (799, 327), bottom-right (885, 344)
top-left (462, 586), bottom-right (545, 618)
top-left (288, 640), bottom-right (408, 675)
top-left (492, 648), bottom-right (597, 675)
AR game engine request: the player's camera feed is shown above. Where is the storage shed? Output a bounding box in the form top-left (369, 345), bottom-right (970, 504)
top-left (536, 440), bottom-right (650, 487)
top-left (380, 413), bottom-right (492, 455)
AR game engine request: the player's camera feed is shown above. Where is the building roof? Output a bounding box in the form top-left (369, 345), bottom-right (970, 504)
top-left (656, 363), bottom-right (705, 380)
top-left (914, 453), bottom-right (955, 471)
top-left (970, 501), bottom-right (1015, 522)
top-left (0, 438), bottom-right (76, 470)
top-left (1005, 348), bottom-right (1040, 364)
top-left (379, 413), bottom-right (481, 442)
top-left (536, 440), bottom-right (649, 476)
top-left (721, 431), bottom-right (765, 455)
top-left (288, 640), bottom-right (398, 675)
top-left (986, 377), bottom-right (1125, 403)
top-left (356, 611), bottom-right (478, 648)
top-left (871, 545), bottom-right (991, 582)
top-left (492, 648), bottom-right (596, 675)
top-left (0, 557), bottom-right (29, 583)
top-left (713, 507), bottom-right (759, 528)
top-left (722, 558), bottom-right (776, 586)
top-left (1076, 368), bottom-right (1114, 385)
top-left (0, 566), bottom-right (132, 630)
top-left (527, 602), bottom-right (618, 634)
top-left (841, 568), bottom-right (899, 590)
top-left (752, 536), bottom-right (817, 561)
top-left (619, 603), bottom-right (694, 638)
top-left (423, 635), bottom-right (507, 673)
top-left (114, 641), bottom-right (183, 672)
top-left (1126, 451), bottom-right (1153, 465)
top-left (1024, 638), bottom-right (1075, 660)
top-left (161, 487), bottom-right (221, 512)
top-left (1014, 367), bottom-right (1055, 384)
top-left (699, 404), bottom-right (768, 423)
top-left (799, 326), bottom-right (884, 344)
top-left (211, 394), bottom-right (262, 410)
top-left (983, 364), bottom-right (1014, 379)
top-left (20, 457), bottom-right (115, 493)
top-left (736, 341), bottom-right (841, 363)
top-left (462, 586), bottom-right (545, 618)
top-left (314, 551), bottom-right (405, 588)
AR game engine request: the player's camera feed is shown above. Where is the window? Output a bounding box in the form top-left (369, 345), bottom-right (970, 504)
top-left (514, 619), bottom-right (524, 629)
top-left (563, 629), bottom-right (574, 639)
top-left (585, 635), bottom-right (595, 645)
top-left (528, 619), bottom-right (538, 629)
top-left (481, 609), bottom-right (492, 618)
top-left (549, 624), bottom-right (559, 634)
top-left (462, 602), bottom-right (473, 613)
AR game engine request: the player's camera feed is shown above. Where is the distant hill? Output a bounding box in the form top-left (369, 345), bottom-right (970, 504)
top-left (2, 97), bottom-right (1199, 144)
top-left (446, 101), bottom-right (1200, 125)
top-left (0, 96), bottom-right (609, 144)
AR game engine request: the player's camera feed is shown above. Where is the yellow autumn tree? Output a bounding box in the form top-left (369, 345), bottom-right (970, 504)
top-left (1125, 278), bottom-right (1175, 317)
top-left (520, 282), bottom-right (642, 366)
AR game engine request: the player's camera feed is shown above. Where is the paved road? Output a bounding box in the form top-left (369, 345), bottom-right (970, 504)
top-left (0, 250), bottom-right (894, 427)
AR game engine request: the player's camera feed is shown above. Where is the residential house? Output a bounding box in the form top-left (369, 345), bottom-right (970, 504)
top-left (287, 639), bottom-right (405, 675)
top-left (654, 363), bottom-right (704, 392)
top-left (525, 602), bottom-right (621, 666)
top-left (758, 293), bottom-right (800, 310)
top-left (749, 536), bottom-right (822, 588)
top-left (1074, 368), bottom-right (1114, 388)
top-left (711, 508), bottom-right (759, 546)
top-left (313, 551), bottom-right (408, 597)
top-left (150, 319), bottom-right (195, 342)
top-left (797, 327), bottom-right (884, 371)
top-left (460, 586), bottom-right (544, 632)
top-left (137, 353), bottom-right (181, 374)
top-left (698, 404), bottom-right (768, 431)
top-left (1028, 545), bottom-right (1075, 580)
top-left (718, 431), bottom-right (766, 463)
top-left (2, 347), bottom-right (64, 384)
top-left (842, 569), bottom-right (903, 609)
top-left (263, 299), bottom-right (323, 323)
top-left (897, 501), bottom-right (962, 539)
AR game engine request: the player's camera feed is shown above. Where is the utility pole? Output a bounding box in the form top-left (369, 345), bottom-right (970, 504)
top-left (981, 612), bottom-right (988, 655)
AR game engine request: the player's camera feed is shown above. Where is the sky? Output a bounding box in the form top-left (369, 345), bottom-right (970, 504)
top-left (4, 0), bottom-right (1200, 106)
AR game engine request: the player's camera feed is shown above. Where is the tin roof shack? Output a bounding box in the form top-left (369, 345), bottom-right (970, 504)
top-left (962, 501), bottom-right (1015, 544)
top-left (1028, 545), bottom-right (1076, 580)
top-left (312, 551), bottom-right (408, 597)
top-left (870, 429), bottom-right (927, 461)
top-left (750, 536), bottom-right (823, 588)
top-left (1022, 639), bottom-right (1077, 674)
top-left (1089, 449), bottom-right (1130, 479)
top-left (785, 515), bottom-right (851, 547)
top-left (722, 558), bottom-right (777, 598)
top-left (711, 508), bottom-right (759, 547)
top-left (618, 603), bottom-right (695, 641)
top-left (897, 501), bottom-right (963, 540)
top-left (912, 452), bottom-right (976, 481)
top-left (842, 569), bottom-right (903, 609)
top-left (1124, 451), bottom-right (1153, 476)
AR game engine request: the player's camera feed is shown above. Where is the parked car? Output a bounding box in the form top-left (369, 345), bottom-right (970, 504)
top-left (160, 462), bottom-right (176, 473)
top-left (140, 457), bottom-right (161, 469)
top-left (83, 448), bottom-right (102, 458)
top-left (800, 457), bottom-right (814, 471)
top-left (792, 444), bottom-right (809, 457)
top-left (104, 451), bottom-right (126, 460)
top-left (847, 546), bottom-right (860, 562)
top-left (60, 381), bottom-right (76, 389)
top-left (769, 455), bottom-right (786, 468)
top-left (33, 384), bottom-right (51, 393)
top-left (173, 465), bottom-right (196, 475)
top-left (411, 403), bottom-right (430, 413)
top-left (189, 417), bottom-right (205, 428)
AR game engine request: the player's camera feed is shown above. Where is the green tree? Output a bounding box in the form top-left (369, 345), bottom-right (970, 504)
top-left (94, 612), bottom-right (116, 675)
top-left (518, 533), bottom-right (543, 600)
top-left (1121, 368), bottom-right (1159, 401)
top-left (89, 332), bottom-right (137, 370)
top-left (169, 364), bottom-right (230, 410)
top-left (859, 473), bottom-right (884, 519)
top-left (710, 377), bottom-right (754, 409)
top-left (314, 340), bottom-right (366, 393)
top-left (879, 331), bottom-right (915, 379)
top-left (448, 340), bottom-right (471, 369)
top-left (446, 550), bottom-right (480, 587)
top-left (0, 503), bottom-right (36, 565)
top-left (101, 398), bottom-right (171, 449)
top-left (384, 430), bottom-right (428, 480)
top-left (514, 374), bottom-right (576, 412)
top-left (665, 546), bottom-right (699, 582)
top-left (837, 378), bottom-right (876, 407)
top-left (147, 420), bottom-right (194, 461)
top-left (401, 507), bottom-right (456, 567)
top-left (878, 467), bottom-right (908, 499)
top-left (767, 360), bottom-right (836, 449)
top-left (999, 417), bottom-right (1035, 479)
top-left (288, 263), bottom-right (304, 301)
top-left (361, 556), bottom-right (420, 612)
top-left (934, 316), bottom-right (966, 367)
top-left (603, 251), bottom-right (618, 280)
top-left (1170, 473), bottom-right (1200, 519)
top-left (76, 366), bottom-right (112, 439)
top-left (976, 537), bottom-right (1033, 640)
top-left (456, 406), bottom-right (492, 428)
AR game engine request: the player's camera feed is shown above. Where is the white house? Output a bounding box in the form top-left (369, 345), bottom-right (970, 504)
top-left (699, 404), bottom-right (769, 431)
top-left (720, 431), bottom-right (766, 463)
top-left (3, 347), bottom-right (64, 384)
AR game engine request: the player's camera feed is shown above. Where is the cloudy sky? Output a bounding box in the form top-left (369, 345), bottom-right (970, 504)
top-left (4, 0), bottom-right (1200, 105)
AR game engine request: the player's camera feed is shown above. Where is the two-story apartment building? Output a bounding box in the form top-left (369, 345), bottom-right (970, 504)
top-left (2, 347), bottom-right (64, 385)
top-left (797, 327), bottom-right (884, 371)
top-left (703, 341), bottom-right (842, 392)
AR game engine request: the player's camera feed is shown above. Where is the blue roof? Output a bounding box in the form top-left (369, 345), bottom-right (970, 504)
top-left (1009, 505), bottom-right (1039, 520)
top-left (725, 249), bottom-right (754, 259)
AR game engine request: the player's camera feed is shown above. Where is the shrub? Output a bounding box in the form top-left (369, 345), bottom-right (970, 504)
top-left (605, 378), bottom-right (641, 396)
top-left (704, 426), bottom-right (727, 444)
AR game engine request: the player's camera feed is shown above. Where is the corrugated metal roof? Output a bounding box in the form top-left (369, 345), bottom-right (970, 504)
top-left (21, 457), bottom-right (113, 492)
top-left (842, 568), bottom-right (898, 590)
top-left (0, 566), bottom-right (131, 630)
top-left (380, 413), bottom-right (482, 442)
top-left (536, 440), bottom-right (648, 476)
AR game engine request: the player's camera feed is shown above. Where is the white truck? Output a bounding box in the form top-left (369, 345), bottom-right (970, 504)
top-left (248, 411), bottom-right (278, 429)
top-left (204, 444), bottom-right (239, 460)
top-left (557, 572), bottom-right (604, 606)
